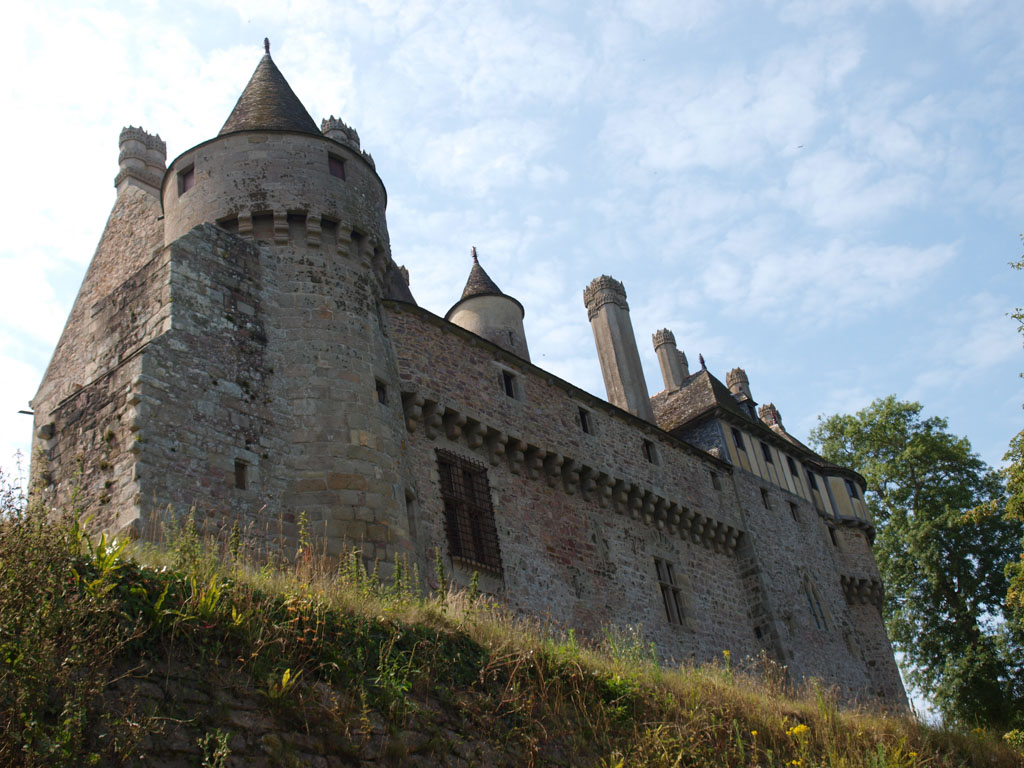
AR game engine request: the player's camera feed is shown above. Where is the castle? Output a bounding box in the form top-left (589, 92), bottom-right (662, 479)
top-left (30, 46), bottom-right (905, 705)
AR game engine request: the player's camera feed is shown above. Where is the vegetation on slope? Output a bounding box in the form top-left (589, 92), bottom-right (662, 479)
top-left (1, 477), bottom-right (1022, 767)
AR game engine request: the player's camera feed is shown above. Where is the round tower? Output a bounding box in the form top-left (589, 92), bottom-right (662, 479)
top-left (149, 44), bottom-right (416, 564)
top-left (445, 248), bottom-right (530, 361)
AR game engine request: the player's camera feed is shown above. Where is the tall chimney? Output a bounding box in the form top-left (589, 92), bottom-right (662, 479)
top-left (583, 276), bottom-right (655, 422)
top-left (652, 329), bottom-right (688, 390)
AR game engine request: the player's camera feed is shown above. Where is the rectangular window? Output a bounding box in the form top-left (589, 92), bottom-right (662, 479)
top-left (375, 379), bottom-right (388, 405)
top-left (234, 460), bottom-right (247, 490)
top-left (502, 370), bottom-right (517, 399)
top-left (710, 471), bottom-right (721, 491)
top-left (731, 427), bottom-right (745, 450)
top-left (654, 558), bottom-right (684, 625)
top-left (328, 154), bottom-right (346, 179)
top-left (786, 456), bottom-right (798, 476)
top-left (789, 501), bottom-right (799, 522)
top-left (760, 442), bottom-right (773, 464)
top-left (436, 450), bottom-right (502, 573)
top-left (579, 407), bottom-right (592, 434)
top-left (177, 165), bottom-right (195, 195)
top-left (642, 439), bottom-right (657, 464)
top-left (760, 488), bottom-right (771, 509)
top-left (806, 470), bottom-right (819, 491)
top-left (828, 527), bottom-right (839, 548)
top-left (844, 478), bottom-right (860, 499)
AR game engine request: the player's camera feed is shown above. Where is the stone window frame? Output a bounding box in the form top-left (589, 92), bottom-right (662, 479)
top-left (760, 487), bottom-right (772, 510)
top-left (788, 501), bottom-right (799, 522)
top-left (577, 405), bottom-right (594, 435)
top-left (435, 449), bottom-right (503, 575)
top-left (375, 378), bottom-right (388, 405)
top-left (641, 438), bottom-right (659, 465)
top-left (710, 470), bottom-right (722, 491)
top-left (653, 557), bottom-right (695, 631)
top-left (234, 459), bottom-right (247, 490)
top-left (328, 153), bottom-right (346, 180)
top-left (493, 363), bottom-right (523, 401)
top-left (177, 163), bottom-right (195, 196)
top-left (803, 575), bottom-right (829, 631)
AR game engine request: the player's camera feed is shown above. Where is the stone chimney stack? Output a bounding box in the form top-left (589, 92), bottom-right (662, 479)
top-left (583, 276), bottom-right (655, 422)
top-left (726, 367), bottom-right (753, 401)
top-left (652, 329), bottom-right (689, 390)
top-left (759, 403), bottom-right (783, 429)
top-left (115, 126), bottom-right (166, 198)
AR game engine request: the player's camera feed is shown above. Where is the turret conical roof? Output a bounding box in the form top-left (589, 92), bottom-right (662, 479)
top-left (220, 53), bottom-right (320, 137)
top-left (460, 247), bottom-right (504, 300)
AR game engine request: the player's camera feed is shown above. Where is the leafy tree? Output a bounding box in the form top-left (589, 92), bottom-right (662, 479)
top-left (1003, 251), bottom-right (1024, 642)
top-left (810, 396), bottom-right (1024, 728)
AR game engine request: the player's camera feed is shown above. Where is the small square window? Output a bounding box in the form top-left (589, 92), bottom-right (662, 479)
top-left (328, 154), bottom-right (346, 179)
top-left (760, 442), bottom-right (773, 464)
top-left (710, 471), bottom-right (721, 491)
top-left (234, 460), bottom-right (247, 490)
top-left (579, 407), bottom-right (592, 434)
top-left (731, 427), bottom-right (745, 450)
top-left (375, 379), bottom-right (388, 405)
top-left (502, 370), bottom-right (517, 399)
top-left (760, 488), bottom-right (771, 509)
top-left (178, 165), bottom-right (195, 196)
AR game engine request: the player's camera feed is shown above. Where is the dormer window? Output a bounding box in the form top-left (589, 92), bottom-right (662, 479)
top-left (328, 154), bottom-right (346, 179)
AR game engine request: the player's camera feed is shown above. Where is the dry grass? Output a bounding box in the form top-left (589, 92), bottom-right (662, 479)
top-left (1, 486), bottom-right (1021, 766)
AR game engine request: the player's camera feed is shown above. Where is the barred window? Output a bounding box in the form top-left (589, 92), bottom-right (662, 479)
top-left (654, 557), bottom-right (685, 625)
top-left (436, 450), bottom-right (502, 574)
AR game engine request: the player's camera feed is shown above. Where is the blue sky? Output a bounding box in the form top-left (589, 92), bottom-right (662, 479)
top-left (2, 0), bottom-right (1023, 481)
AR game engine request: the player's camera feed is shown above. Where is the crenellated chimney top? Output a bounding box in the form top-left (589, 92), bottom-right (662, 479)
top-left (114, 126), bottom-right (166, 198)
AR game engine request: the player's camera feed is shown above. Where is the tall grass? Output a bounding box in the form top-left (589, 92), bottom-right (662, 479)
top-left (0, 469), bottom-right (1020, 767)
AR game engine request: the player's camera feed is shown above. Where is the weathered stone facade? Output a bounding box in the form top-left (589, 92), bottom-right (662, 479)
top-left (30, 48), bottom-right (905, 706)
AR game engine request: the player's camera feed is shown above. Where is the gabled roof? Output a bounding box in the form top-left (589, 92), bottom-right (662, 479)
top-left (219, 54), bottom-right (320, 137)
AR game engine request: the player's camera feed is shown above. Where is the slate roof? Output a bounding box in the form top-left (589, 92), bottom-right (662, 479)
top-left (220, 54), bottom-right (320, 137)
top-left (460, 256), bottom-right (503, 301)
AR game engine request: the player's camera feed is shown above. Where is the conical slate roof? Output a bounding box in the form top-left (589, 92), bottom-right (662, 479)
top-left (460, 248), bottom-right (504, 300)
top-left (220, 53), bottom-right (320, 137)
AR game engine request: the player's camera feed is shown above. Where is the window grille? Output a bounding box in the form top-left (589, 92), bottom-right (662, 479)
top-left (436, 450), bottom-right (502, 574)
top-left (655, 557), bottom-right (685, 625)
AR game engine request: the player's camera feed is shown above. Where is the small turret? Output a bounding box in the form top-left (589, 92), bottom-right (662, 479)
top-left (115, 126), bottom-right (166, 198)
top-left (446, 248), bottom-right (530, 360)
top-left (726, 367), bottom-right (753, 402)
top-left (584, 276), bottom-right (654, 422)
top-left (322, 116), bottom-right (361, 151)
top-left (652, 329), bottom-right (689, 391)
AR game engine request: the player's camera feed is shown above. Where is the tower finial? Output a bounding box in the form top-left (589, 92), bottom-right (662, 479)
top-left (471, 246), bottom-right (478, 264)
top-left (264, 37), bottom-right (270, 54)
top-left (699, 353), bottom-right (706, 370)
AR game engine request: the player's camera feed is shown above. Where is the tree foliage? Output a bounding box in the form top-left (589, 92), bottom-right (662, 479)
top-left (810, 396), bottom-right (1024, 729)
top-left (1003, 250), bottom-right (1024, 646)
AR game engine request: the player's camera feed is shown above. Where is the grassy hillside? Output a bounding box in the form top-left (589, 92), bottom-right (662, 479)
top-left (1, 489), bottom-right (1021, 766)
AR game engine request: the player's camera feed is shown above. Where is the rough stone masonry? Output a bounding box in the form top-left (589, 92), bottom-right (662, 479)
top-left (30, 46), bottom-right (905, 706)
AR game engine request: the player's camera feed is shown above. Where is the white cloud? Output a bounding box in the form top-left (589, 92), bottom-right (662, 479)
top-left (783, 150), bottom-right (929, 228)
top-left (619, 0), bottom-right (722, 31)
